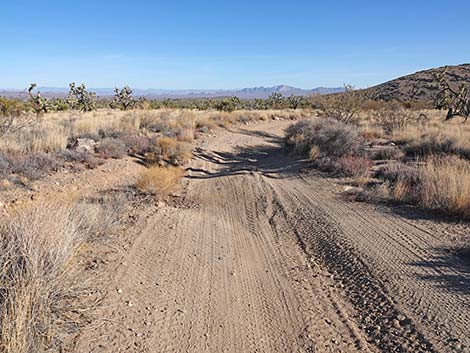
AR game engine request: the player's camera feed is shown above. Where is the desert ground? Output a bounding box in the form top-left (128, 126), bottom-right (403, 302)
top-left (1, 110), bottom-right (468, 353)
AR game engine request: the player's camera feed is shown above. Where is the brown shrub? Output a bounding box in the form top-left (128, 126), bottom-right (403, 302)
top-left (95, 138), bottom-right (127, 159)
top-left (121, 134), bottom-right (152, 155)
top-left (136, 166), bottom-right (184, 197)
top-left (337, 155), bottom-right (372, 185)
top-left (10, 153), bottom-right (61, 180)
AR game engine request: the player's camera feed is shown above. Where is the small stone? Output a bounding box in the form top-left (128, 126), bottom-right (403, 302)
top-left (117, 288), bottom-right (123, 294)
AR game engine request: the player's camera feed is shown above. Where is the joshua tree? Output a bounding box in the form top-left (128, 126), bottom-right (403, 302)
top-left (112, 86), bottom-right (136, 110)
top-left (435, 68), bottom-right (470, 122)
top-left (215, 96), bottom-right (241, 112)
top-left (28, 83), bottom-right (51, 114)
top-left (67, 83), bottom-right (97, 112)
top-left (267, 92), bottom-right (286, 109)
top-left (287, 94), bottom-right (304, 109)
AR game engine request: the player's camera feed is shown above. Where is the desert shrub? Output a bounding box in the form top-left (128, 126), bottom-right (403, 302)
top-left (314, 157), bottom-right (340, 174)
top-left (403, 133), bottom-right (454, 156)
top-left (121, 134), bottom-right (152, 155)
top-left (285, 118), bottom-right (361, 157)
top-left (175, 127), bottom-right (195, 142)
top-left (8, 153), bottom-right (61, 180)
top-left (0, 97), bottom-right (25, 117)
top-left (308, 145), bottom-right (320, 161)
top-left (371, 148), bottom-right (405, 161)
top-left (377, 162), bottom-right (419, 184)
top-left (313, 85), bottom-right (365, 124)
top-left (337, 155), bottom-right (372, 179)
top-left (95, 138), bottom-right (127, 159)
top-left (0, 112), bottom-right (39, 138)
top-left (373, 102), bottom-right (415, 134)
top-left (0, 153), bottom-right (12, 178)
top-left (136, 166), bottom-right (184, 197)
top-left (59, 150), bottom-right (104, 169)
top-left (314, 155), bottom-right (372, 185)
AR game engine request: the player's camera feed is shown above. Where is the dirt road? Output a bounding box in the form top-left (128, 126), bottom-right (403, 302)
top-left (76, 121), bottom-right (469, 353)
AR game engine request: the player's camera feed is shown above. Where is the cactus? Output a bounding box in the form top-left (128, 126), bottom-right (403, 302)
top-left (67, 83), bottom-right (97, 112)
top-left (112, 86), bottom-right (136, 110)
top-left (28, 83), bottom-right (52, 114)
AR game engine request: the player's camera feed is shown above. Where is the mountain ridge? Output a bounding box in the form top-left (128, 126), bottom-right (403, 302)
top-left (0, 85), bottom-right (344, 99)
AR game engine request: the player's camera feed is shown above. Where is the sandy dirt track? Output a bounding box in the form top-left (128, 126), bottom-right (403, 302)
top-left (76, 121), bottom-right (469, 353)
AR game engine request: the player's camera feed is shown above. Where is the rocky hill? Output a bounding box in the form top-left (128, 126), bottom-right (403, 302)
top-left (364, 64), bottom-right (470, 102)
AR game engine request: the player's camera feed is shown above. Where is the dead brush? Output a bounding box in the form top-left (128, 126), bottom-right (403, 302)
top-left (372, 102), bottom-right (416, 134)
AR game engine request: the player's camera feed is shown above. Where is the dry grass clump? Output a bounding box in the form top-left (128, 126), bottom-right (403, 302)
top-left (143, 137), bottom-right (192, 166)
top-left (417, 156), bottom-right (470, 218)
top-left (136, 166), bottom-right (184, 197)
top-left (377, 157), bottom-right (470, 219)
top-left (0, 197), bottom-right (125, 353)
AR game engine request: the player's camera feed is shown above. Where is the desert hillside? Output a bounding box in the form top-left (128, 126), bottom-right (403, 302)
top-left (365, 63), bottom-right (470, 102)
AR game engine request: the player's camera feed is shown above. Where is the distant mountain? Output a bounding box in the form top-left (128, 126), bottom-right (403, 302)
top-left (363, 64), bottom-right (470, 102)
top-left (0, 85), bottom-right (344, 99)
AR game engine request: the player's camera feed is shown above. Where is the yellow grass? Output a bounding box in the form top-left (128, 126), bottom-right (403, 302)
top-left (136, 166), bottom-right (184, 197)
top-left (418, 156), bottom-right (470, 218)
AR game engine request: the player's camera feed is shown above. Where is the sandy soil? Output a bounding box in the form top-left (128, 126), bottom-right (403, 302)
top-left (8, 120), bottom-right (467, 352)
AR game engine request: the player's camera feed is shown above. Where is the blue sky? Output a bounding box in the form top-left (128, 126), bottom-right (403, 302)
top-left (1, 0), bottom-right (469, 89)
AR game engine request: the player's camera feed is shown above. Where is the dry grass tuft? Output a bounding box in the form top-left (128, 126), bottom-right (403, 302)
top-left (136, 166), bottom-right (184, 197)
top-left (418, 156), bottom-right (470, 218)
top-left (0, 197), bottom-right (125, 353)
